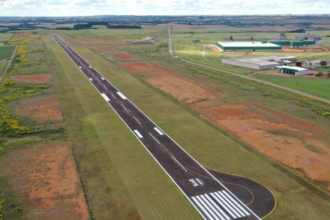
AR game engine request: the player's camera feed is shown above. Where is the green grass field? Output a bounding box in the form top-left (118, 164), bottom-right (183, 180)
top-left (0, 33), bottom-right (13, 42)
top-left (0, 45), bottom-right (15, 60)
top-left (257, 74), bottom-right (330, 100)
top-left (0, 62), bottom-right (8, 77)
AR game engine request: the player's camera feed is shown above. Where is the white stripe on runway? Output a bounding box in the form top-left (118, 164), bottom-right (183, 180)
top-left (101, 93), bottom-right (110, 102)
top-left (204, 194), bottom-right (230, 220)
top-left (117, 92), bottom-right (127, 100)
top-left (192, 197), bottom-right (214, 220)
top-left (211, 192), bottom-right (239, 218)
top-left (89, 78), bottom-right (93, 81)
top-left (199, 195), bottom-right (226, 220)
top-left (134, 130), bottom-right (143, 138)
top-left (222, 191), bottom-right (250, 216)
top-left (217, 191), bottom-right (245, 217)
top-left (196, 178), bottom-right (204, 185)
top-left (149, 133), bottom-right (160, 144)
top-left (154, 127), bottom-right (164, 135)
top-left (120, 103), bottom-right (127, 110)
top-left (111, 93), bottom-right (117, 99)
top-left (172, 156), bottom-right (187, 172)
top-left (101, 77), bottom-right (105, 80)
top-left (195, 196), bottom-right (218, 220)
top-left (133, 116), bottom-right (141, 124)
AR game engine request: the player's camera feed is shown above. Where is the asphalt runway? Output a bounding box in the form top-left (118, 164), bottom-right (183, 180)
top-left (52, 34), bottom-right (275, 220)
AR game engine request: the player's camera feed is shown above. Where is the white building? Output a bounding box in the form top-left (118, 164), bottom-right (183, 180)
top-left (275, 66), bottom-right (308, 76)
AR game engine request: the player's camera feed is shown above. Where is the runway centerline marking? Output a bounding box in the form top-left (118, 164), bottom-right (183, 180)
top-left (149, 132), bottom-right (160, 144)
top-left (154, 127), bottom-right (164, 135)
top-left (172, 156), bottom-right (188, 172)
top-left (120, 103), bottom-right (127, 110)
top-left (111, 93), bottom-right (117, 99)
top-left (134, 130), bottom-right (143, 138)
top-left (133, 116), bottom-right (142, 124)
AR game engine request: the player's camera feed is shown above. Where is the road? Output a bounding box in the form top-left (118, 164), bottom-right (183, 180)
top-left (53, 35), bottom-right (275, 220)
top-left (167, 27), bottom-right (330, 105)
top-left (0, 46), bottom-right (18, 85)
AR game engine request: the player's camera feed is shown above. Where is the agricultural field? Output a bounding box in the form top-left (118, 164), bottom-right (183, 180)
top-left (0, 45), bottom-right (15, 60)
top-left (0, 32), bottom-right (13, 43)
top-left (1, 24), bottom-right (330, 220)
top-left (0, 62), bottom-right (7, 77)
top-left (256, 74), bottom-right (330, 100)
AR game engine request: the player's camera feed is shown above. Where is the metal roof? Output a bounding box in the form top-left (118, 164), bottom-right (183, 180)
top-left (275, 66), bottom-right (307, 71)
top-left (216, 41), bottom-right (281, 48)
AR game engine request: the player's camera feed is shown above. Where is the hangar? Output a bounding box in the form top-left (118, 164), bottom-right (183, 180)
top-left (216, 41), bottom-right (282, 51)
top-left (275, 66), bottom-right (308, 76)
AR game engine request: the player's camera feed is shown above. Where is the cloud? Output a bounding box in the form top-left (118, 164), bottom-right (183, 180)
top-left (0, 0), bottom-right (329, 16)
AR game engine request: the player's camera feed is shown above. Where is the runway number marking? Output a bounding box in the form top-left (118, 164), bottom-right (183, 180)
top-left (189, 178), bottom-right (204, 187)
top-left (117, 92), bottom-right (127, 100)
top-left (189, 179), bottom-right (198, 187)
top-left (134, 130), bottom-right (143, 138)
top-left (101, 93), bottom-right (110, 102)
top-left (172, 156), bottom-right (187, 172)
top-left (154, 127), bottom-right (164, 135)
top-left (196, 178), bottom-right (204, 185)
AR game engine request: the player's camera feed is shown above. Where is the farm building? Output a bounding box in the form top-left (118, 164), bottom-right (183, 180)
top-left (222, 55), bottom-right (297, 70)
top-left (275, 66), bottom-right (308, 76)
top-left (216, 42), bottom-right (282, 51)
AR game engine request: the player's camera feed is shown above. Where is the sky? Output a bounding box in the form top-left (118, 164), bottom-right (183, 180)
top-left (0, 0), bottom-right (329, 16)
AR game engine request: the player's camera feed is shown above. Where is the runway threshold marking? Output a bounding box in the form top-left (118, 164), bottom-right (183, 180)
top-left (154, 127), bottom-right (164, 135)
top-left (133, 116), bottom-right (141, 124)
top-left (211, 192), bottom-right (240, 218)
top-left (117, 92), bottom-right (127, 100)
top-left (134, 130), bottom-right (143, 138)
top-left (171, 156), bottom-right (188, 172)
top-left (101, 93), bottom-right (110, 102)
top-left (222, 191), bottom-right (250, 216)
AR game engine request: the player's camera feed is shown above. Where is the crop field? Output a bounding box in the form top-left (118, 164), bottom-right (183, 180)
top-left (0, 62), bottom-right (7, 77)
top-left (1, 24), bottom-right (330, 220)
top-left (40, 27), bottom-right (330, 219)
top-left (0, 32), bottom-right (13, 42)
top-left (256, 74), bottom-right (330, 100)
top-left (0, 45), bottom-right (15, 60)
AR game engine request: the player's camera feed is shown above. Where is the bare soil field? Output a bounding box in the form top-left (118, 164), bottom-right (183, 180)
top-left (120, 61), bottom-right (330, 191)
top-left (16, 34), bottom-right (40, 38)
top-left (14, 95), bottom-right (63, 120)
top-left (76, 38), bottom-right (121, 44)
top-left (11, 74), bottom-right (52, 83)
top-left (120, 62), bottom-right (217, 104)
top-left (114, 53), bottom-right (134, 59)
top-left (3, 144), bottom-right (90, 220)
top-left (94, 46), bottom-right (118, 51)
top-left (282, 47), bottom-right (328, 52)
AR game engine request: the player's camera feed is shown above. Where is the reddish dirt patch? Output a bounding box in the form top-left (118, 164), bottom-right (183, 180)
top-left (251, 103), bottom-right (326, 134)
top-left (94, 46), bottom-right (118, 51)
top-left (12, 74), bottom-right (52, 83)
top-left (114, 53), bottom-right (134, 59)
top-left (15, 95), bottom-right (63, 120)
top-left (16, 33), bottom-right (40, 38)
top-left (76, 38), bottom-right (121, 44)
top-left (201, 83), bottom-right (224, 94)
top-left (119, 62), bottom-right (217, 104)
top-left (3, 144), bottom-right (90, 220)
top-left (200, 105), bottom-right (330, 190)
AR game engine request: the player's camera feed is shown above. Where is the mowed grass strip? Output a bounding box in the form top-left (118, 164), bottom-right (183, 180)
top-left (0, 45), bottom-right (15, 60)
top-left (43, 35), bottom-right (202, 220)
top-left (60, 33), bottom-right (330, 220)
top-left (0, 62), bottom-right (8, 77)
top-left (257, 74), bottom-right (330, 100)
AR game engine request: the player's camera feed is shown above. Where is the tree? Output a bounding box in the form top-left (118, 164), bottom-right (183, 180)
top-left (230, 36), bottom-right (233, 41)
top-left (251, 37), bottom-right (254, 41)
top-left (320, 61), bottom-right (327, 66)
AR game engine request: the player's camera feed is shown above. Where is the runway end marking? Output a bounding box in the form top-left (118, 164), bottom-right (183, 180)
top-left (171, 156), bottom-right (187, 172)
top-left (101, 93), bottom-right (110, 102)
top-left (134, 130), bottom-right (143, 138)
top-left (117, 92), bottom-right (127, 100)
top-left (154, 127), bottom-right (164, 135)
